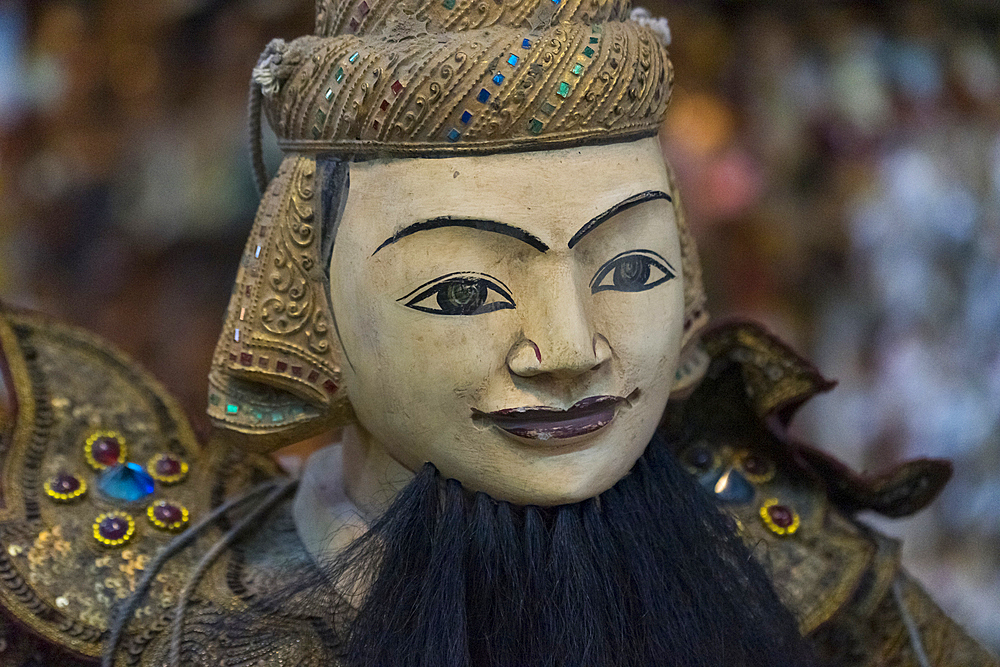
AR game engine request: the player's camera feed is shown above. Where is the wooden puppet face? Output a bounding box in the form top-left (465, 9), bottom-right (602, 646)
top-left (329, 137), bottom-right (684, 504)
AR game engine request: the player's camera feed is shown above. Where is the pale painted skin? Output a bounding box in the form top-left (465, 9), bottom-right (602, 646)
top-left (328, 136), bottom-right (684, 511)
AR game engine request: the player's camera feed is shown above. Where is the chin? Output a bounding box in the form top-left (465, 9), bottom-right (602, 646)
top-left (472, 441), bottom-right (647, 506)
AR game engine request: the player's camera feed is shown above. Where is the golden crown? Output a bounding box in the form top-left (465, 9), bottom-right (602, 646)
top-left (252, 0), bottom-right (673, 158)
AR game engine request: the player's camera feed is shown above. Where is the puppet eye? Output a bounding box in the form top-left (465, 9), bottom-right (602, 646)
top-left (591, 251), bottom-right (675, 294)
top-left (402, 274), bottom-right (515, 316)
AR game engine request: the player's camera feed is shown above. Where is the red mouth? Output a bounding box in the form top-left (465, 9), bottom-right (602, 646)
top-left (475, 395), bottom-right (626, 441)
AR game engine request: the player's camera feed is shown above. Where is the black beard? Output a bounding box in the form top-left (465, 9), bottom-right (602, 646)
top-left (294, 435), bottom-right (818, 667)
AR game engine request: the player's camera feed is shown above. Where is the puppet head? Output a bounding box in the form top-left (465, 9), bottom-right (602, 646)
top-left (208, 0), bottom-right (709, 502)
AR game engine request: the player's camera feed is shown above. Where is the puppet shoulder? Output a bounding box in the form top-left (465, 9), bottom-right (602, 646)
top-left (0, 308), bottom-right (279, 664)
top-left (663, 320), bottom-right (997, 666)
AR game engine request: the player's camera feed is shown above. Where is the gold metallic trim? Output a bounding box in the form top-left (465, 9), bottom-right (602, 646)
top-left (277, 127), bottom-right (659, 157)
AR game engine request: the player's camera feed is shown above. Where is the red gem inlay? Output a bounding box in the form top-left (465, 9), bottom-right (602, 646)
top-left (99, 516), bottom-right (129, 540)
top-left (92, 437), bottom-right (122, 466)
top-left (307, 370), bottom-right (320, 383)
top-left (359, 1), bottom-right (370, 15)
top-left (240, 352), bottom-right (253, 366)
top-left (155, 456), bottom-right (182, 476)
top-left (380, 99), bottom-right (390, 111)
top-left (323, 380), bottom-right (338, 394)
top-left (291, 366), bottom-right (303, 377)
top-left (768, 505), bottom-right (795, 529)
top-left (391, 80), bottom-right (403, 95)
top-left (52, 473), bottom-right (81, 494)
top-left (276, 361), bottom-right (288, 372)
top-left (349, 18), bottom-right (359, 31)
top-left (154, 503), bottom-right (183, 525)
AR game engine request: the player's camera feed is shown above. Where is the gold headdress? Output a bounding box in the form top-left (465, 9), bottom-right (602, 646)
top-left (209, 0), bottom-right (708, 448)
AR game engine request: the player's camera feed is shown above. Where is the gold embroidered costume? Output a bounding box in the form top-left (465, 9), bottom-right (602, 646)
top-left (0, 312), bottom-right (993, 665)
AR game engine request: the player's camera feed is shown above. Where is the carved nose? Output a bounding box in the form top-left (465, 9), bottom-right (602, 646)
top-left (508, 333), bottom-right (612, 379)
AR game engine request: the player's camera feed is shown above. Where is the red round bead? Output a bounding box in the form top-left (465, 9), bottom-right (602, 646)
top-left (99, 516), bottom-right (130, 540)
top-left (767, 505), bottom-right (795, 529)
top-left (155, 456), bottom-right (182, 477)
top-left (153, 503), bottom-right (183, 525)
top-left (91, 437), bottom-right (122, 466)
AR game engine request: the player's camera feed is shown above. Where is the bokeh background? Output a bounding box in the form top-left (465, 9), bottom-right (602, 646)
top-left (0, 0), bottom-right (998, 652)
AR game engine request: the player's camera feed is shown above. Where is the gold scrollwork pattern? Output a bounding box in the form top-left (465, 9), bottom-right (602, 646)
top-left (209, 156), bottom-right (348, 445)
top-left (257, 0), bottom-right (672, 157)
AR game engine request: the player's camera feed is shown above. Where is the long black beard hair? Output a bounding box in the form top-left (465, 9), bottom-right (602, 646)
top-left (293, 435), bottom-right (818, 667)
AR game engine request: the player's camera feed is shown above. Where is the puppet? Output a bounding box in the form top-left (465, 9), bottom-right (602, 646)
top-left (0, 0), bottom-right (994, 665)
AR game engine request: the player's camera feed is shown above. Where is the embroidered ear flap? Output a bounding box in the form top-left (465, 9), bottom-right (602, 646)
top-left (208, 155), bottom-right (353, 452)
top-left (667, 160), bottom-right (711, 397)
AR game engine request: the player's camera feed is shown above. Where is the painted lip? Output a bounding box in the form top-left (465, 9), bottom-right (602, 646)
top-left (475, 395), bottom-right (626, 441)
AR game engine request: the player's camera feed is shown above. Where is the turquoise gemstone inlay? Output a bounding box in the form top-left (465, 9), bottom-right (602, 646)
top-left (98, 463), bottom-right (155, 502)
top-left (508, 54), bottom-right (519, 66)
top-left (447, 128), bottom-right (461, 142)
top-left (493, 73), bottom-right (505, 85)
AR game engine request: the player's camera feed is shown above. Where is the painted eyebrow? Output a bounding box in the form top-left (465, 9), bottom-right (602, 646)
top-left (372, 217), bottom-right (549, 256)
top-left (567, 190), bottom-right (672, 249)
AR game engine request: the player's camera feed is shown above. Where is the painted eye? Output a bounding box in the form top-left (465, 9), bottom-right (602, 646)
top-left (590, 250), bottom-right (675, 294)
top-left (401, 274), bottom-right (515, 316)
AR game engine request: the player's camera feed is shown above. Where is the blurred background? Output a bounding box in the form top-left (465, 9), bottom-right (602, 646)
top-left (0, 0), bottom-right (997, 652)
